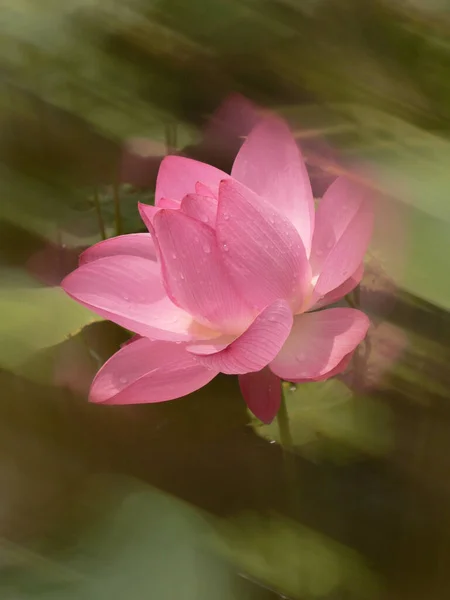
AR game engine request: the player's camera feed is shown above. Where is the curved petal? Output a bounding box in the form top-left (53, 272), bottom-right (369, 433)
top-left (155, 156), bottom-right (227, 205)
top-left (137, 199), bottom-right (181, 232)
top-left (231, 116), bottom-right (314, 254)
top-left (311, 177), bottom-right (373, 299)
top-left (138, 202), bottom-right (160, 230)
top-left (195, 182), bottom-right (216, 198)
top-left (287, 351), bottom-right (353, 383)
top-left (62, 255), bottom-right (217, 341)
top-left (309, 263), bottom-right (364, 310)
top-left (153, 209), bottom-right (253, 333)
top-left (270, 308), bottom-right (370, 381)
top-left (159, 197), bottom-right (179, 209)
top-left (90, 337), bottom-right (219, 405)
top-left (187, 299), bottom-right (293, 375)
top-left (80, 234), bottom-right (157, 265)
top-left (239, 368), bottom-right (281, 424)
top-left (216, 178), bottom-right (311, 312)
top-left (180, 194), bottom-right (218, 227)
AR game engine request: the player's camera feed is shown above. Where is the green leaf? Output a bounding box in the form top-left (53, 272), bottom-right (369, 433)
top-left (0, 268), bottom-right (102, 370)
top-left (253, 380), bottom-right (392, 463)
top-left (0, 477), bottom-right (246, 600)
top-left (216, 513), bottom-right (381, 599)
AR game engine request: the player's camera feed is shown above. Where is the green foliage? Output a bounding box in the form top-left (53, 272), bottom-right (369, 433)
top-left (253, 380), bottom-right (392, 463)
top-left (0, 477), bottom-right (246, 600)
top-left (216, 513), bottom-right (381, 599)
top-left (0, 268), bottom-right (103, 370)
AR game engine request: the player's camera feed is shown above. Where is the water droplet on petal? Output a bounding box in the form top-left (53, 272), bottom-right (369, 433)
top-left (175, 341), bottom-right (182, 345)
top-left (223, 212), bottom-right (229, 221)
top-left (119, 376), bottom-right (128, 385)
top-left (202, 243), bottom-right (211, 254)
top-left (171, 253), bottom-right (177, 259)
top-left (180, 273), bottom-right (185, 280)
top-left (222, 243), bottom-right (229, 252)
top-left (123, 295), bottom-right (129, 301)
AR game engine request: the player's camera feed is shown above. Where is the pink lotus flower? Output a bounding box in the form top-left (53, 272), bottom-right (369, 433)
top-left (62, 116), bottom-right (373, 423)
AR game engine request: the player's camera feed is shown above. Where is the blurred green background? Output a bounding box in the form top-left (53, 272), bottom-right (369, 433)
top-left (1, 0), bottom-right (450, 598)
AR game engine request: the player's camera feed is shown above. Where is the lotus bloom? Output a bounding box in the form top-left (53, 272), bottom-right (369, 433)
top-left (62, 116), bottom-right (372, 423)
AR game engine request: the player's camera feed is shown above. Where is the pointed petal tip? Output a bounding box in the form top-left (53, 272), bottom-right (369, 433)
top-left (89, 338), bottom-right (219, 405)
top-left (239, 368), bottom-right (281, 424)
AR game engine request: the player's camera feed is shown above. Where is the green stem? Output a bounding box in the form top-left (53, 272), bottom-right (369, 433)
top-left (277, 393), bottom-right (293, 450)
top-left (93, 187), bottom-right (106, 240)
top-left (113, 181), bottom-right (122, 236)
top-left (277, 392), bottom-right (299, 513)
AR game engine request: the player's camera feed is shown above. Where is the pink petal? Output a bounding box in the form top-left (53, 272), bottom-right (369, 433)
top-left (159, 197), bottom-right (179, 209)
top-left (79, 234), bottom-right (157, 265)
top-left (155, 156), bottom-right (227, 205)
top-left (239, 368), bottom-right (281, 424)
top-left (289, 351), bottom-right (353, 383)
top-left (187, 299), bottom-right (293, 375)
top-left (153, 209), bottom-right (253, 333)
top-left (216, 178), bottom-right (311, 311)
top-left (270, 308), bottom-right (370, 381)
top-left (62, 255), bottom-right (217, 341)
top-left (311, 177), bottom-right (373, 299)
top-left (195, 182), bottom-right (216, 198)
top-left (138, 202), bottom-right (160, 230)
top-left (309, 263), bottom-right (364, 310)
top-left (180, 193), bottom-right (218, 227)
top-left (231, 116), bottom-right (314, 254)
top-left (90, 337), bottom-right (219, 405)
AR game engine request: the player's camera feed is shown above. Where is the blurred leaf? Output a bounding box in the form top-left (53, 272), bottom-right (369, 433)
top-left (282, 104), bottom-right (450, 310)
top-left (253, 380), bottom-right (392, 463)
top-left (0, 268), bottom-right (102, 370)
top-left (0, 476), bottom-right (247, 600)
top-left (216, 512), bottom-right (381, 599)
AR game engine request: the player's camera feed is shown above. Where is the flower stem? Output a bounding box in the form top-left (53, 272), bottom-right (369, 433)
top-left (277, 393), bottom-right (293, 450)
top-left (113, 181), bottom-right (122, 236)
top-left (277, 392), bottom-right (298, 513)
top-left (93, 187), bottom-right (106, 240)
